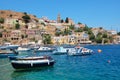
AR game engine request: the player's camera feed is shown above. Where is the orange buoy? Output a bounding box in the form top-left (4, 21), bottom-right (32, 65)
top-left (98, 49), bottom-right (102, 53)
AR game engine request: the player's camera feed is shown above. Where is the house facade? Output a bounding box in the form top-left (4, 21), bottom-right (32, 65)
top-left (75, 32), bottom-right (92, 44)
top-left (11, 30), bottom-right (21, 41)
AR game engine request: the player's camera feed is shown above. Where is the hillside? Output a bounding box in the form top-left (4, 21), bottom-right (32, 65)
top-left (0, 10), bottom-right (38, 20)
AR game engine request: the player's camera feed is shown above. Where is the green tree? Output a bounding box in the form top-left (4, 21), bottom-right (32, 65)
top-left (0, 18), bottom-right (4, 24)
top-left (95, 32), bottom-right (103, 43)
top-left (0, 26), bottom-right (4, 29)
top-left (9, 14), bottom-right (13, 18)
top-left (78, 22), bottom-right (82, 24)
top-left (41, 22), bottom-right (46, 26)
top-left (55, 28), bottom-right (62, 36)
top-left (21, 34), bottom-right (24, 39)
top-left (43, 34), bottom-right (52, 44)
top-left (61, 19), bottom-right (64, 23)
top-left (89, 34), bottom-right (95, 41)
top-left (117, 32), bottom-right (120, 35)
top-left (22, 13), bottom-right (31, 23)
top-left (63, 28), bottom-right (71, 35)
top-left (25, 34), bottom-right (28, 38)
top-left (75, 28), bottom-right (83, 32)
top-left (83, 24), bottom-right (89, 31)
top-left (0, 32), bottom-right (2, 37)
top-left (69, 25), bottom-right (74, 30)
top-left (33, 15), bottom-right (36, 17)
top-left (65, 17), bottom-right (69, 23)
top-left (15, 23), bottom-right (20, 29)
top-left (102, 33), bottom-right (108, 38)
top-left (95, 36), bottom-right (102, 43)
top-left (108, 36), bottom-right (113, 43)
top-left (104, 38), bottom-right (108, 43)
top-left (31, 37), bottom-right (35, 41)
top-left (23, 12), bottom-right (27, 15)
top-left (97, 32), bottom-right (102, 37)
top-left (55, 31), bottom-right (61, 36)
top-left (99, 27), bottom-right (103, 29)
top-left (87, 29), bottom-right (93, 35)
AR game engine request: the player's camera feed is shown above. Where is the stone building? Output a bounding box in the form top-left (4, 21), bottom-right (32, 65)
top-left (57, 14), bottom-right (61, 23)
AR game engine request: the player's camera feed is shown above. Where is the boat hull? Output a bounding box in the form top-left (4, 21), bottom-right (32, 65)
top-left (71, 53), bottom-right (92, 56)
top-left (0, 53), bottom-right (17, 58)
top-left (36, 50), bottom-right (53, 52)
top-left (11, 60), bottom-right (55, 69)
top-left (53, 52), bottom-right (67, 55)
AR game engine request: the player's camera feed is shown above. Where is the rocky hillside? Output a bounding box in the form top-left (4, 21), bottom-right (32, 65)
top-left (0, 10), bottom-right (38, 20)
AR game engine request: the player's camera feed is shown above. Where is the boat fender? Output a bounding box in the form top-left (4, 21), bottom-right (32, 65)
top-left (31, 62), bottom-right (33, 67)
top-left (48, 60), bottom-right (50, 65)
top-left (67, 49), bottom-right (69, 52)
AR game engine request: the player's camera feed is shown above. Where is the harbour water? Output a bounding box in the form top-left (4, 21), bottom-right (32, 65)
top-left (0, 45), bottom-right (120, 80)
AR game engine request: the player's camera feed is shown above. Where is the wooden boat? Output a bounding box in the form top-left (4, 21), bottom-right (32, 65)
top-left (9, 55), bottom-right (55, 70)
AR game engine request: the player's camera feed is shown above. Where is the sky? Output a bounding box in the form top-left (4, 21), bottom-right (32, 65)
top-left (0, 0), bottom-right (120, 31)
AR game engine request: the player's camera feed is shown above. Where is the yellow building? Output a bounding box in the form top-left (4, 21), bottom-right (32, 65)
top-left (52, 36), bottom-right (69, 45)
top-left (75, 32), bottom-right (92, 44)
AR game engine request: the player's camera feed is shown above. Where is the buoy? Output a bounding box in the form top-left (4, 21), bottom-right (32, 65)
top-left (98, 49), bottom-right (102, 53)
top-left (107, 60), bottom-right (111, 63)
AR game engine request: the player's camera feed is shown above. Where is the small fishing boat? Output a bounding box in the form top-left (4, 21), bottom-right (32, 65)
top-left (67, 46), bottom-right (93, 56)
top-left (0, 48), bottom-right (18, 58)
top-left (36, 46), bottom-right (54, 52)
top-left (52, 46), bottom-right (68, 55)
top-left (17, 47), bottom-right (31, 52)
top-left (1, 43), bottom-right (19, 49)
top-left (9, 55), bottom-right (55, 70)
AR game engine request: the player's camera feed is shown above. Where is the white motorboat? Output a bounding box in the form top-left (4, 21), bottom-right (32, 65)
top-left (17, 47), bottom-right (31, 52)
top-left (0, 48), bottom-right (18, 58)
top-left (67, 46), bottom-right (93, 56)
top-left (52, 46), bottom-right (68, 55)
top-left (36, 46), bottom-right (54, 52)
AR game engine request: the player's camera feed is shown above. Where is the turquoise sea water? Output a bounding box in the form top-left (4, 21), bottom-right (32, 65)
top-left (0, 45), bottom-right (120, 80)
